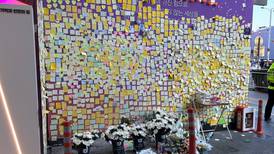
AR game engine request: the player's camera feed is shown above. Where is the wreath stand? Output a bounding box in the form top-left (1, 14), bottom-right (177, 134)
top-left (191, 94), bottom-right (233, 142)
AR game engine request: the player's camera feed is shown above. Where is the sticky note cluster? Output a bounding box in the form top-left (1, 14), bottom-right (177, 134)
top-left (40, 0), bottom-right (252, 141)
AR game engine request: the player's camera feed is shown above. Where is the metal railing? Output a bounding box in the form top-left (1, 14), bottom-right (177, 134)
top-left (249, 70), bottom-right (269, 90)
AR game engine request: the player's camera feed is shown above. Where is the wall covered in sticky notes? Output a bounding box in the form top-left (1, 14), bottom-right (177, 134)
top-left (38, 0), bottom-right (253, 141)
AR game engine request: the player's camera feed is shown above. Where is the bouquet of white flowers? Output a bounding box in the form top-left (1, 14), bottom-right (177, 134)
top-left (105, 124), bottom-right (130, 141)
top-left (146, 110), bottom-right (179, 137)
top-left (130, 124), bottom-right (147, 138)
top-left (72, 130), bottom-right (103, 147)
top-left (130, 124), bottom-right (147, 151)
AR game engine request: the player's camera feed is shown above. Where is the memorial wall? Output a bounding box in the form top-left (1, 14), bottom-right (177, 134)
top-left (38, 0), bottom-right (253, 140)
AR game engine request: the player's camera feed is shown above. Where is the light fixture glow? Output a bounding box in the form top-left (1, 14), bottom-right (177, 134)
top-left (0, 0), bottom-right (26, 5)
top-left (0, 81), bottom-right (23, 154)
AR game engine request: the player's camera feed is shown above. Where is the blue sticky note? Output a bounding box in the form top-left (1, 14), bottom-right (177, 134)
top-left (99, 124), bottom-right (105, 129)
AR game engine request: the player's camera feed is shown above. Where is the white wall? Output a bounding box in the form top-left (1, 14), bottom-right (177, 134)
top-left (0, 4), bottom-right (41, 154)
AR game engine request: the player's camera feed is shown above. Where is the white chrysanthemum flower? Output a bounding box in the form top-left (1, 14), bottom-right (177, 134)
top-left (82, 140), bottom-right (94, 146)
top-left (72, 137), bottom-right (82, 145)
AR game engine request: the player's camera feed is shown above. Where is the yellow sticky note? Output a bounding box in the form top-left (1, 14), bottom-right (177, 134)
top-left (156, 4), bottom-right (161, 10)
top-left (72, 110), bottom-right (77, 117)
top-left (138, 1), bottom-right (143, 9)
top-left (96, 118), bottom-right (100, 123)
top-left (63, 86), bottom-right (68, 93)
top-left (50, 28), bottom-right (56, 36)
top-left (99, 118), bottom-right (104, 123)
top-left (169, 25), bottom-right (174, 31)
top-left (156, 28), bottom-right (160, 34)
top-left (45, 22), bottom-right (50, 29)
top-left (126, 4), bottom-right (131, 10)
top-left (96, 5), bottom-right (101, 12)
top-left (122, 3), bottom-right (127, 10)
top-left (65, 22), bottom-right (71, 29)
top-left (95, 98), bottom-right (100, 104)
top-left (107, 0), bottom-right (112, 5)
top-left (147, 20), bottom-right (151, 26)
top-left (64, 95), bottom-right (69, 101)
top-left (72, 6), bottom-right (77, 12)
top-left (44, 8), bottom-right (49, 15)
top-left (148, 6), bottom-right (152, 13)
top-left (132, 5), bottom-right (136, 12)
top-left (116, 16), bottom-right (121, 22)
top-left (148, 13), bottom-right (152, 20)
top-left (108, 6), bottom-right (113, 13)
top-left (143, 13), bottom-right (147, 20)
top-left (152, 11), bottom-right (156, 17)
top-left (57, 13), bottom-right (62, 21)
top-left (62, 111), bottom-right (67, 117)
top-left (85, 120), bottom-right (90, 126)
top-left (164, 31), bottom-right (168, 37)
top-left (138, 12), bottom-right (142, 19)
top-left (186, 18), bottom-right (191, 24)
top-left (62, 102), bottom-right (67, 110)
top-left (126, 20), bottom-right (130, 26)
top-left (50, 63), bottom-right (56, 70)
top-left (161, 11), bottom-right (164, 18)
top-left (152, 18), bottom-right (156, 24)
top-left (188, 28), bottom-right (192, 33)
top-left (92, 22), bottom-right (97, 30)
top-left (197, 16), bottom-right (201, 22)
top-left (50, 14), bottom-right (55, 22)
top-left (82, 109), bottom-right (87, 114)
top-left (174, 24), bottom-right (178, 30)
top-left (164, 9), bottom-right (169, 15)
top-left (134, 25), bottom-right (139, 31)
top-left (143, 7), bottom-right (147, 12)
top-left (156, 17), bottom-right (160, 23)
top-left (164, 25), bottom-right (168, 31)
top-left (95, 112), bottom-right (101, 118)
top-left (66, 5), bottom-right (71, 12)
top-left (45, 74), bottom-right (51, 81)
top-left (72, 13), bottom-right (77, 20)
top-left (56, 102), bottom-right (61, 109)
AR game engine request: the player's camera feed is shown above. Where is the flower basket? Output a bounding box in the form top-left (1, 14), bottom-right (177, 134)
top-left (130, 124), bottom-right (147, 151)
top-left (74, 143), bottom-right (91, 154)
top-left (72, 130), bottom-right (103, 154)
top-left (105, 124), bottom-right (130, 154)
top-left (145, 110), bottom-right (180, 149)
top-left (155, 130), bottom-right (166, 143)
top-left (111, 140), bottom-right (125, 154)
top-left (133, 137), bottom-right (145, 151)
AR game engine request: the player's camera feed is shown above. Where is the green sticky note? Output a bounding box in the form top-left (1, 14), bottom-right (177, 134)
top-left (219, 117), bottom-right (226, 125)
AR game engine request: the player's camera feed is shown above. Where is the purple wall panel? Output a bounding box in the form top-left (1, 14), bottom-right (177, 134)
top-left (160, 0), bottom-right (253, 23)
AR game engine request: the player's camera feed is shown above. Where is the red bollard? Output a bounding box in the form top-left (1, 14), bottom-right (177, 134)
top-left (256, 100), bottom-right (264, 137)
top-left (188, 107), bottom-right (196, 154)
top-left (63, 121), bottom-right (72, 154)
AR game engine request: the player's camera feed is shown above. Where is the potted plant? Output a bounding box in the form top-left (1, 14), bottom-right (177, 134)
top-left (146, 110), bottom-right (179, 148)
top-left (105, 124), bottom-right (130, 154)
top-left (130, 124), bottom-right (147, 151)
top-left (72, 130), bottom-right (103, 154)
